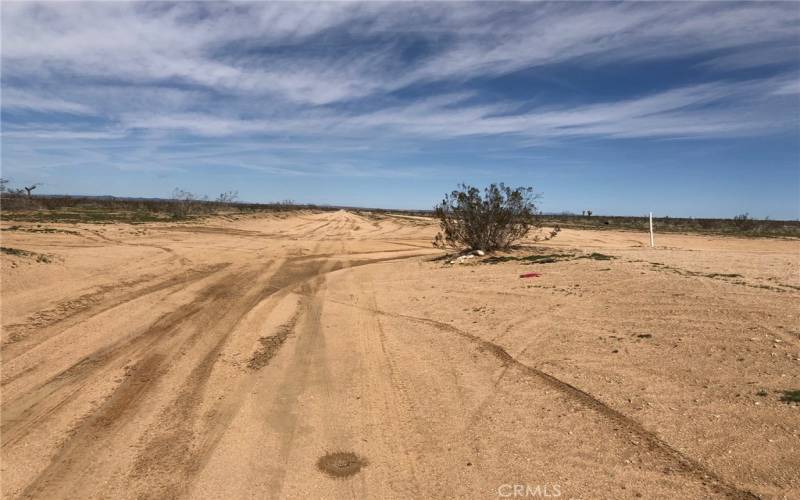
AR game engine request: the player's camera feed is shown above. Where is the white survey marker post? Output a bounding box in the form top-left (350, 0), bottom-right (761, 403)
top-left (649, 212), bottom-right (654, 247)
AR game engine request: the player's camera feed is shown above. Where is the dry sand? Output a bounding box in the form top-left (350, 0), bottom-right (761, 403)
top-left (1, 210), bottom-right (798, 499)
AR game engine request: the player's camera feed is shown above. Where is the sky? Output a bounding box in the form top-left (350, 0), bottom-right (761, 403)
top-left (1, 1), bottom-right (799, 218)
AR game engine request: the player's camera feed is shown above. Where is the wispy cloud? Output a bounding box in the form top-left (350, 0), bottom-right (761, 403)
top-left (2, 89), bottom-right (96, 115)
top-left (772, 79), bottom-right (800, 96)
top-left (4, 2), bottom-right (798, 104)
top-left (8, 76), bottom-right (783, 142)
top-left (1, 1), bottom-right (798, 187)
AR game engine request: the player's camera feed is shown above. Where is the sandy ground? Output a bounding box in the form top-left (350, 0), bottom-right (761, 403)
top-left (1, 210), bottom-right (798, 499)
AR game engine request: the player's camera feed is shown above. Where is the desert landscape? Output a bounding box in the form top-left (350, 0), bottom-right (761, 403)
top-left (1, 210), bottom-right (798, 499)
top-left (3, 2), bottom-right (799, 498)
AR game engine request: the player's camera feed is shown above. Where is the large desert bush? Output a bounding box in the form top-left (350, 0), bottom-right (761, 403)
top-left (433, 183), bottom-right (544, 252)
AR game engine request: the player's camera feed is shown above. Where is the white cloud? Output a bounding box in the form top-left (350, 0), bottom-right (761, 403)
top-left (4, 77), bottom-right (783, 143)
top-left (1, 2), bottom-right (798, 148)
top-left (3, 2), bottom-right (798, 105)
top-left (772, 79), bottom-right (800, 96)
top-left (1, 127), bottom-right (126, 140)
top-left (2, 89), bottom-right (95, 115)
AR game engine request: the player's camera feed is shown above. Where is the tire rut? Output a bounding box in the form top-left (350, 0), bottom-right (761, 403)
top-left (14, 263), bottom-right (273, 499)
top-left (2, 264), bottom-right (228, 363)
top-left (128, 258), bottom-right (328, 500)
top-left (14, 252), bottom-right (353, 499)
top-left (301, 291), bottom-right (760, 500)
top-left (260, 276), bottom-right (329, 498)
top-left (2, 264), bottom-right (243, 452)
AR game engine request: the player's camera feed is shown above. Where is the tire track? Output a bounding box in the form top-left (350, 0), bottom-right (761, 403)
top-left (297, 291), bottom-right (759, 500)
top-left (141, 250), bottom-right (375, 499)
top-left (260, 276), bottom-right (330, 499)
top-left (15, 247), bottom-right (359, 498)
top-left (14, 264), bottom-right (273, 499)
top-left (395, 315), bottom-right (760, 499)
top-left (1, 264), bottom-right (242, 451)
top-left (355, 280), bottom-right (424, 498)
top-left (129, 258), bottom-right (330, 500)
top-left (2, 264), bottom-right (229, 364)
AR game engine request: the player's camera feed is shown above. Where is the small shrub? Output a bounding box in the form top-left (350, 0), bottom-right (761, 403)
top-left (780, 390), bottom-right (800, 404)
top-left (1, 246), bottom-right (52, 263)
top-left (581, 252), bottom-right (615, 261)
top-left (433, 183), bottom-right (542, 252)
top-left (171, 188), bottom-right (205, 218)
top-left (733, 213), bottom-right (754, 231)
top-left (483, 253), bottom-right (573, 265)
top-left (1, 246), bottom-right (32, 256)
top-left (216, 190), bottom-right (239, 204)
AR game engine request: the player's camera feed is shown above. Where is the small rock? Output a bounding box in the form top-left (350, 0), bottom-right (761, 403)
top-left (474, 250), bottom-right (485, 256)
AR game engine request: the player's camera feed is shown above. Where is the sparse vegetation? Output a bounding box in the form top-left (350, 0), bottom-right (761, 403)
top-left (481, 250), bottom-right (614, 265)
top-left (733, 213), bottom-right (754, 231)
top-left (539, 213), bottom-right (799, 238)
top-left (645, 261), bottom-right (800, 292)
top-left (1, 246), bottom-right (33, 257)
top-left (483, 253), bottom-right (573, 265)
top-left (780, 390), bottom-right (800, 404)
top-left (2, 180), bottom-right (797, 239)
top-left (1, 246), bottom-right (53, 263)
top-left (0, 192), bottom-right (332, 224)
top-left (582, 252), bottom-right (614, 261)
top-left (171, 188), bottom-right (206, 218)
top-left (216, 190), bottom-right (239, 204)
top-left (433, 183), bottom-right (550, 252)
top-left (2, 225), bottom-right (80, 235)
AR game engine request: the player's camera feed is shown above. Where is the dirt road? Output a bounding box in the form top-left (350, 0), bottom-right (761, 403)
top-left (2, 211), bottom-right (798, 499)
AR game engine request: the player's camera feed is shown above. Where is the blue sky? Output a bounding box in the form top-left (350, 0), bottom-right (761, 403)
top-left (1, 1), bottom-right (799, 218)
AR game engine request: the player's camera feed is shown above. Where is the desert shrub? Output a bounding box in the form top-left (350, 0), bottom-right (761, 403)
top-left (733, 212), bottom-right (755, 231)
top-left (781, 390), bottom-right (800, 404)
top-left (433, 183), bottom-right (542, 252)
top-left (0, 192), bottom-right (34, 210)
top-left (171, 188), bottom-right (209, 217)
top-left (216, 190), bottom-right (239, 204)
top-left (0, 178), bottom-right (41, 210)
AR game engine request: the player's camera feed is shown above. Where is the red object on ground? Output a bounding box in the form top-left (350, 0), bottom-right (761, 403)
top-left (519, 272), bottom-right (541, 278)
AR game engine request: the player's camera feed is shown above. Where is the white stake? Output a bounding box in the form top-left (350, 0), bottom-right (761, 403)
top-left (649, 212), bottom-right (655, 248)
